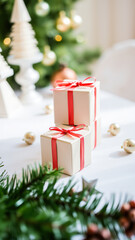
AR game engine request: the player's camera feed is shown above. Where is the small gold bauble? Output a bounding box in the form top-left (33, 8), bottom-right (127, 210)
top-left (70, 11), bottom-right (82, 29)
top-left (23, 132), bottom-right (36, 145)
top-left (45, 104), bottom-right (53, 114)
top-left (56, 11), bottom-right (71, 32)
top-left (42, 46), bottom-right (56, 66)
top-left (108, 123), bottom-right (120, 136)
top-left (121, 139), bottom-right (135, 153)
top-left (35, 0), bottom-right (50, 17)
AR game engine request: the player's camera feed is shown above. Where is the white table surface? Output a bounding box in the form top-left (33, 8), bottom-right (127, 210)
top-left (0, 87), bottom-right (135, 198)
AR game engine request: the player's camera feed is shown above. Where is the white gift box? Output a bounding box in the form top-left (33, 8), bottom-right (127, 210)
top-left (53, 79), bottom-right (100, 126)
top-left (41, 125), bottom-right (92, 176)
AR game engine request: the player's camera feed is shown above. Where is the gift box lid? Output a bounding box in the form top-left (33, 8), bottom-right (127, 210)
top-left (41, 124), bottom-right (91, 144)
top-left (54, 79), bottom-right (100, 93)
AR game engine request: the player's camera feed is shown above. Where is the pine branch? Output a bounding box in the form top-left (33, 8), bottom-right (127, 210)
top-left (0, 163), bottom-right (134, 240)
top-left (5, 164), bottom-right (62, 198)
top-left (0, 162), bottom-right (7, 186)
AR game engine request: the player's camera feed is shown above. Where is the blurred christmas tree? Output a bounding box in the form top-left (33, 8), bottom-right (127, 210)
top-left (0, 0), bottom-right (101, 89)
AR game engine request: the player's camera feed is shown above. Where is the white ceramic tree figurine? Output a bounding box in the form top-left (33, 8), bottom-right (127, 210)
top-left (0, 48), bottom-right (21, 118)
top-left (8, 0), bottom-right (43, 104)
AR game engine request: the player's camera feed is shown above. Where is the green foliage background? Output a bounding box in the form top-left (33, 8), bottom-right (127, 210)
top-left (0, 0), bottom-right (100, 89)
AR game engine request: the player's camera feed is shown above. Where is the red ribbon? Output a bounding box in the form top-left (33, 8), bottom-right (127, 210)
top-left (49, 125), bottom-right (86, 171)
top-left (94, 87), bottom-right (97, 148)
top-left (55, 76), bottom-right (96, 89)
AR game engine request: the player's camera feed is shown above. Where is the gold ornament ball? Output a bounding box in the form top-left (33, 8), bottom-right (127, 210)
top-left (51, 64), bottom-right (77, 88)
top-left (70, 11), bottom-right (82, 29)
top-left (35, 0), bottom-right (50, 17)
top-left (56, 11), bottom-right (71, 32)
top-left (23, 132), bottom-right (36, 145)
top-left (42, 46), bottom-right (56, 66)
top-left (121, 139), bottom-right (135, 153)
top-left (108, 123), bottom-right (120, 136)
top-left (45, 104), bottom-right (53, 114)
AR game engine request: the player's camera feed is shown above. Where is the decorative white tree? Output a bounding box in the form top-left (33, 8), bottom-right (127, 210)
top-left (0, 48), bottom-right (21, 118)
top-left (8, 0), bottom-right (43, 104)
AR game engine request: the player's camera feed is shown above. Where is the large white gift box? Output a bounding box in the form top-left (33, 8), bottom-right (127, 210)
top-left (53, 78), bottom-right (100, 126)
top-left (40, 125), bottom-right (92, 176)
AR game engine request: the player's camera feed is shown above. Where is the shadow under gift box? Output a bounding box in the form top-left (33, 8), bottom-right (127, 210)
top-left (40, 125), bottom-right (92, 176)
top-left (53, 81), bottom-right (100, 126)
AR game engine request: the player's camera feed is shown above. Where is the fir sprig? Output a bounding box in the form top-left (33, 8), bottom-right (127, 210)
top-left (0, 163), bottom-right (133, 240)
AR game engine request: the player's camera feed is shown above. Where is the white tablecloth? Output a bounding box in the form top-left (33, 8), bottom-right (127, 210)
top-left (0, 87), bottom-right (135, 198)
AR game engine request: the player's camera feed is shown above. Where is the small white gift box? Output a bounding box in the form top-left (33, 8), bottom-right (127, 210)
top-left (40, 125), bottom-right (92, 176)
top-left (53, 77), bottom-right (100, 126)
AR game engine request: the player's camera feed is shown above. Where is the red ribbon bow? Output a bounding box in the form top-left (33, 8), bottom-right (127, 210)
top-left (55, 76), bottom-right (96, 90)
top-left (49, 124), bottom-right (86, 136)
top-left (49, 125), bottom-right (86, 171)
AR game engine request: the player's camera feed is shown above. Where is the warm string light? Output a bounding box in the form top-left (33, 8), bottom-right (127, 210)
top-left (3, 37), bottom-right (11, 46)
top-left (55, 35), bottom-right (62, 42)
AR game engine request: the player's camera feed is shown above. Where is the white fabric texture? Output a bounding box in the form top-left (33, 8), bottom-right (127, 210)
top-left (94, 40), bottom-right (135, 101)
top-left (0, 87), bottom-right (135, 198)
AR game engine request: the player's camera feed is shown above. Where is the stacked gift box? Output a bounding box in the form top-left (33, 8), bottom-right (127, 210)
top-left (41, 77), bottom-right (101, 175)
